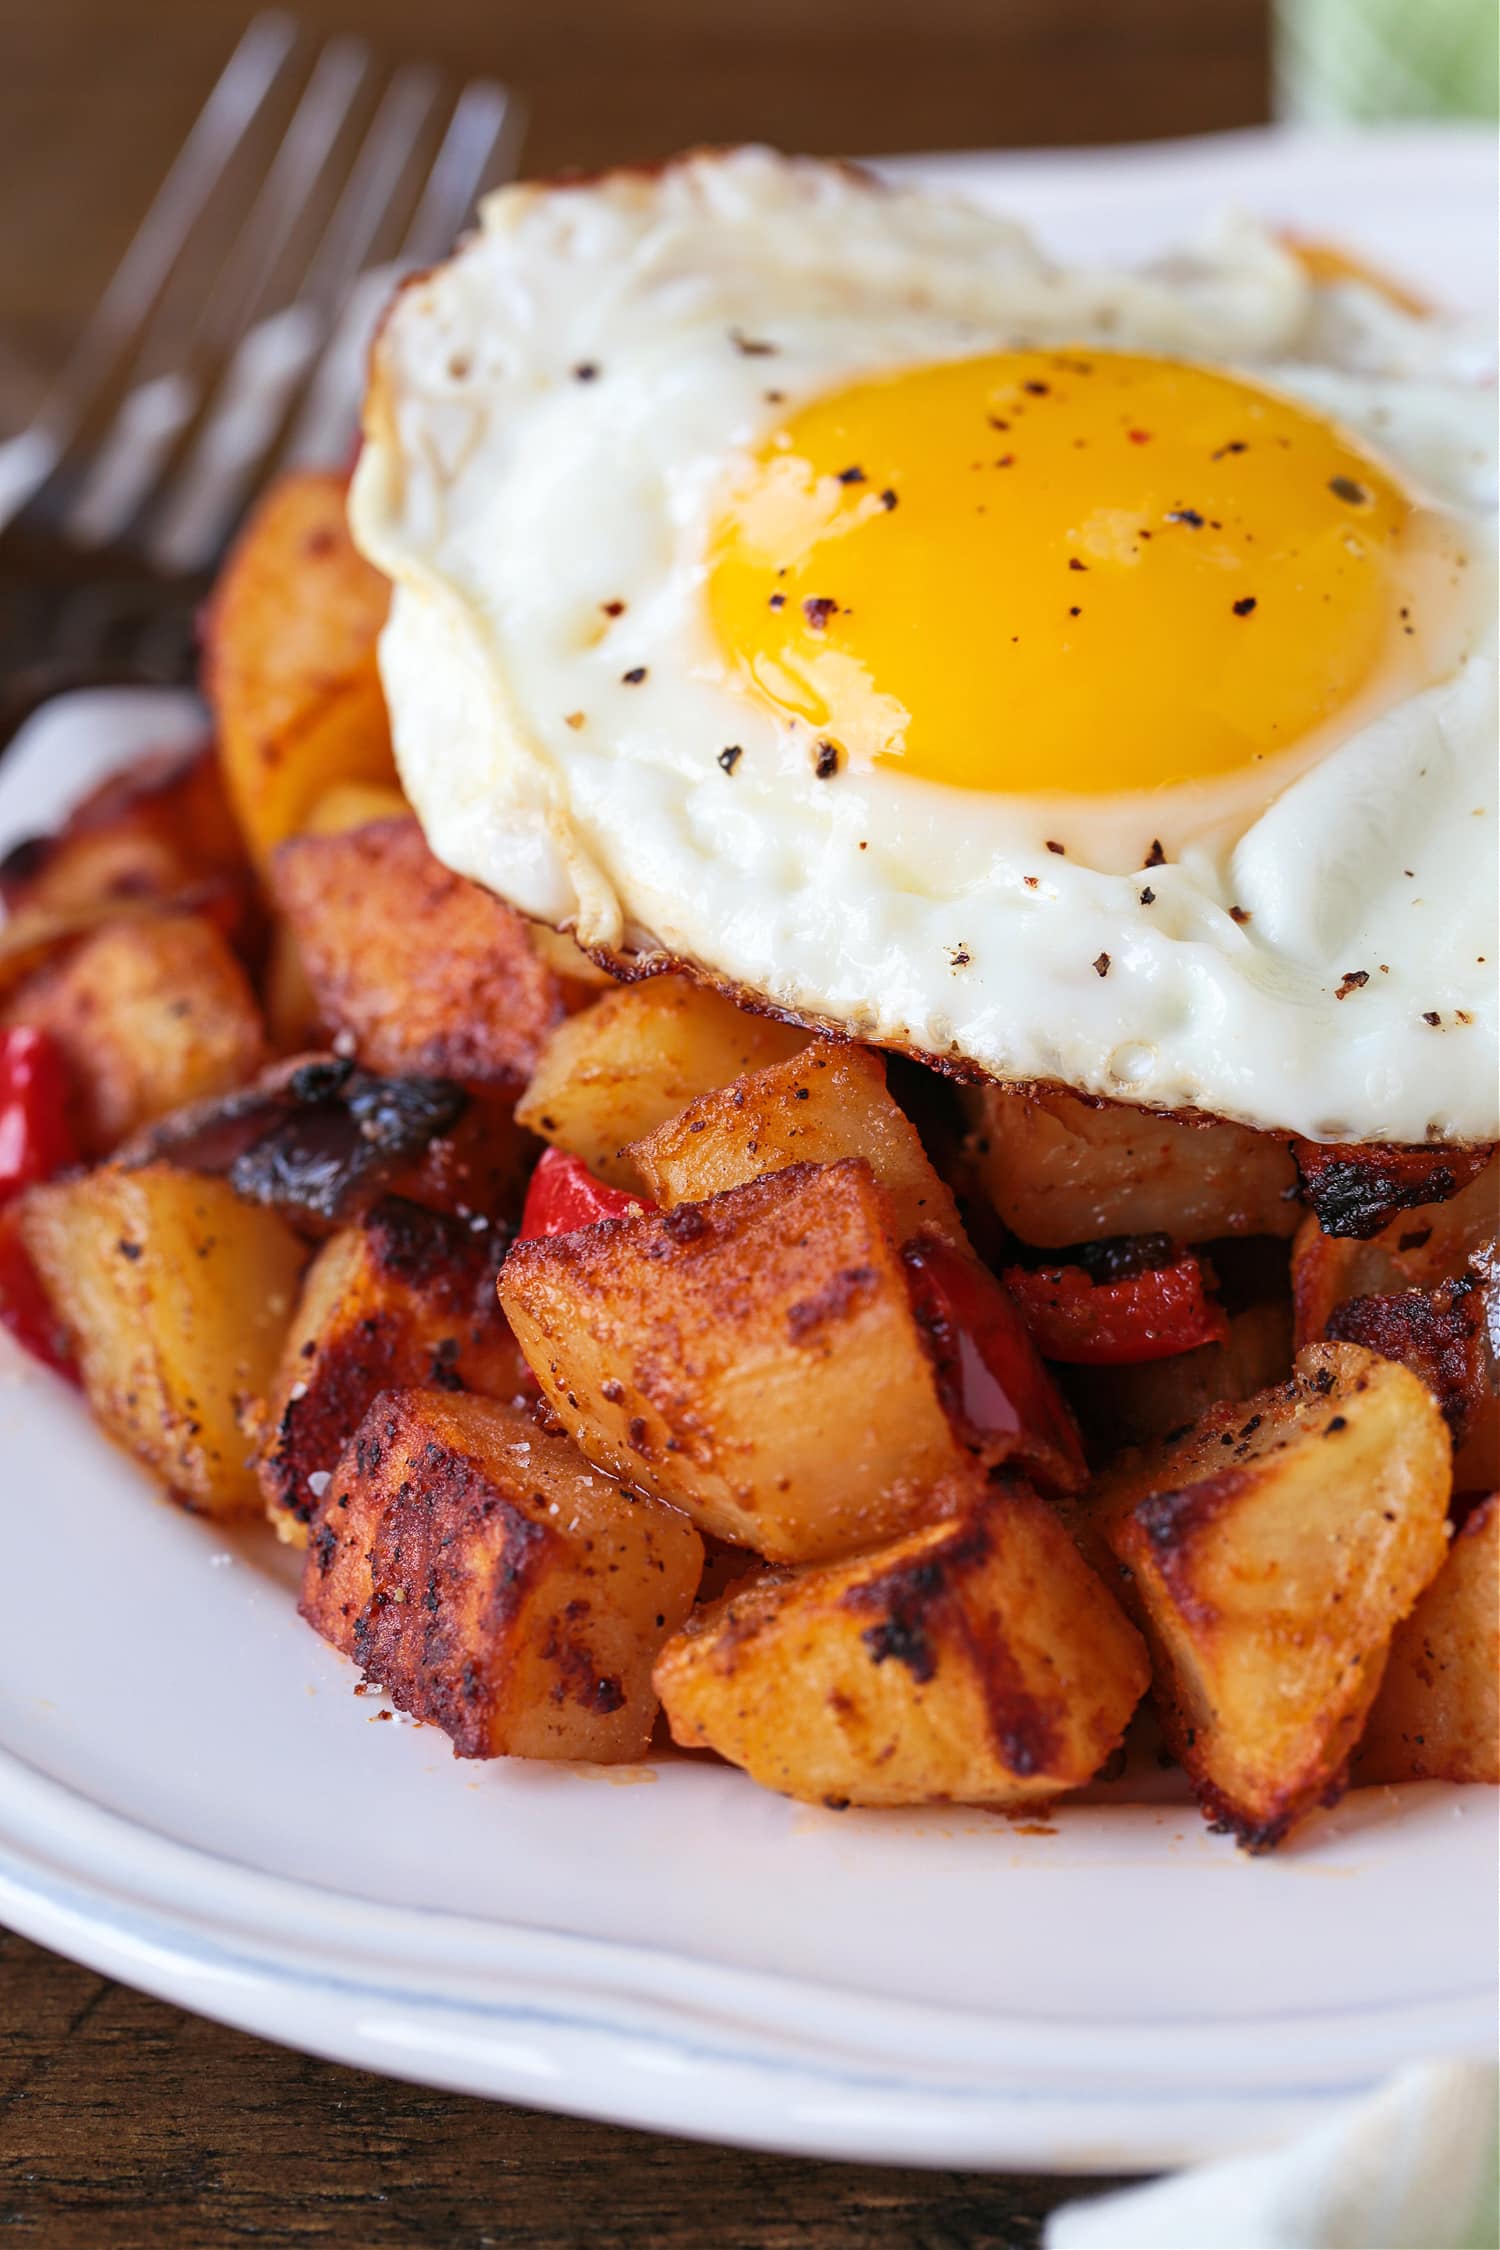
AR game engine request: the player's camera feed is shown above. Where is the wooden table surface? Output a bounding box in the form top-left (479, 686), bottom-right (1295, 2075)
top-left (1, 4), bottom-right (1269, 2243)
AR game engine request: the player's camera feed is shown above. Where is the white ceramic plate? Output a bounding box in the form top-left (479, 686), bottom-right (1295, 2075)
top-left (1, 133), bottom-right (1496, 2175)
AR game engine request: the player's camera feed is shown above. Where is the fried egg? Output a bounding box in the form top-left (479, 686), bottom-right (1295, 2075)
top-left (351, 148), bottom-right (1497, 1143)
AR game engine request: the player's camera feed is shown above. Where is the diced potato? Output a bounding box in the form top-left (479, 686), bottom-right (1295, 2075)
top-left (633, 1041), bottom-right (967, 1252)
top-left (6, 912), bottom-right (267, 1156)
top-left (1292, 1158), bottom-right (1498, 1491)
top-left (1291, 1154), bottom-right (1498, 1341)
top-left (204, 470), bottom-right (397, 866)
top-left (300, 781), bottom-right (409, 836)
top-left (500, 1158), bottom-right (973, 1561)
top-left (0, 745), bottom-right (248, 919)
top-left (655, 1488), bottom-right (1149, 1807)
top-left (970, 1084), bottom-right (1300, 1248)
top-left (1355, 1495), bottom-right (1499, 1785)
top-left (21, 1164), bottom-right (304, 1515)
top-left (1326, 1269), bottom-right (1497, 1493)
top-left (300, 1388), bottom-right (702, 1760)
top-left (262, 920), bottom-right (323, 1053)
top-left (254, 1195), bottom-right (532, 1545)
top-left (526, 922), bottom-right (617, 991)
top-left (272, 817), bottom-right (563, 1090)
top-left (1290, 1137), bottom-right (1494, 1241)
top-left (1066, 1301), bottom-right (1294, 1456)
top-left (515, 974), bottom-right (806, 1190)
top-left (1089, 1342), bottom-right (1452, 1848)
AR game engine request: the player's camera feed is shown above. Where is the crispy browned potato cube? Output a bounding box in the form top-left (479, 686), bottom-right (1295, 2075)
top-left (500, 1158), bottom-right (973, 1561)
top-left (21, 1163), bottom-right (304, 1515)
top-left (272, 816), bottom-right (563, 1090)
top-left (970, 1084), bottom-right (1300, 1248)
top-left (1292, 1154), bottom-right (1498, 1341)
top-left (0, 745), bottom-right (248, 919)
top-left (300, 1388), bottom-right (701, 1760)
top-left (254, 1195), bottom-right (531, 1545)
top-left (1292, 1156), bottom-right (1498, 1490)
top-left (6, 911), bottom-right (267, 1156)
top-left (1089, 1342), bottom-right (1452, 1847)
top-left (633, 1041), bottom-right (967, 1252)
top-left (1355, 1495), bottom-right (1498, 1786)
top-left (205, 470), bottom-right (397, 866)
top-left (515, 975), bottom-right (807, 1190)
top-left (655, 1488), bottom-right (1149, 1807)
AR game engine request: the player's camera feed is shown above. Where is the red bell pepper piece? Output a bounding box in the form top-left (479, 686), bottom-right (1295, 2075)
top-left (903, 1237), bottom-right (1086, 1494)
top-left (0, 1028), bottom-right (79, 1377)
top-left (0, 1026), bottom-right (76, 1201)
top-left (1000, 1251), bottom-right (1229, 1365)
top-left (517, 1146), bottom-right (656, 1241)
top-left (0, 1212), bottom-right (76, 1382)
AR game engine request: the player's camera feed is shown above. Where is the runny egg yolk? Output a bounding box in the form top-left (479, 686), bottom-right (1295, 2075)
top-left (707, 350), bottom-right (1413, 792)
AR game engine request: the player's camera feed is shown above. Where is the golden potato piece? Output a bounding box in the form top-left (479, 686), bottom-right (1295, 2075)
top-left (633, 1041), bottom-right (967, 1252)
top-left (500, 1158), bottom-right (973, 1562)
top-left (0, 745), bottom-right (248, 920)
top-left (300, 1388), bottom-right (701, 1760)
top-left (655, 1488), bottom-right (1149, 1807)
top-left (1292, 1159), bottom-right (1498, 1491)
top-left (6, 911), bottom-right (267, 1157)
top-left (1355, 1495), bottom-right (1499, 1786)
top-left (272, 816), bottom-right (564, 1090)
top-left (300, 781), bottom-right (409, 836)
top-left (1291, 1155), bottom-right (1498, 1343)
top-left (970, 1084), bottom-right (1300, 1248)
top-left (1090, 1342), bottom-right (1452, 1848)
top-left (205, 470), bottom-right (397, 866)
top-left (254, 1195), bottom-right (531, 1547)
top-left (516, 974), bottom-right (806, 1190)
top-left (22, 1163), bottom-right (304, 1515)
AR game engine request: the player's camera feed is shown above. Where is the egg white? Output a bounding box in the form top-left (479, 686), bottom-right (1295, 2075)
top-left (352, 148), bottom-right (1497, 1143)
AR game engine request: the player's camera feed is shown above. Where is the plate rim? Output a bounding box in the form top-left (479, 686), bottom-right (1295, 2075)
top-left (4, 120), bottom-right (1498, 2165)
top-left (0, 1734), bottom-right (1492, 2172)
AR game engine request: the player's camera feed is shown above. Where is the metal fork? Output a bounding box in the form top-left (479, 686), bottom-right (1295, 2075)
top-left (0, 12), bottom-right (523, 741)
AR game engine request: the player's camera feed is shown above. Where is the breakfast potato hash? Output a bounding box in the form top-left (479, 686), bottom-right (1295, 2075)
top-left (1, 461), bottom-right (1494, 1852)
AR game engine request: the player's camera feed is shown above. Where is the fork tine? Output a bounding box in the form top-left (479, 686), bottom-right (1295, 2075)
top-left (65, 35), bottom-right (374, 552)
top-left (144, 61), bottom-right (448, 573)
top-left (276, 76), bottom-right (525, 476)
top-left (402, 79), bottom-right (526, 265)
top-left (0, 13), bottom-right (300, 530)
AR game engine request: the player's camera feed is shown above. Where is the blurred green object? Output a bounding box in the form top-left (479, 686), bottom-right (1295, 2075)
top-left (1275, 0), bottom-right (1499, 120)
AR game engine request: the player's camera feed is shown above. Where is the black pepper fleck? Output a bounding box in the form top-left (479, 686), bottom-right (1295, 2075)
top-left (621, 665), bottom-right (647, 684)
top-left (813, 740), bottom-right (841, 779)
top-left (718, 745), bottom-right (742, 775)
top-left (803, 596), bottom-right (838, 631)
top-left (1232, 596), bottom-right (1258, 617)
top-left (572, 362), bottom-right (599, 381)
top-left (1092, 952), bottom-right (1111, 978)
